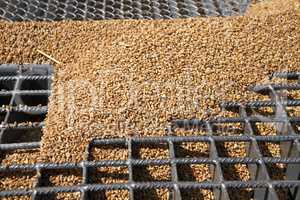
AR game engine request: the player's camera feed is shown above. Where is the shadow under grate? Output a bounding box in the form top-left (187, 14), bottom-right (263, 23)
top-left (0, 0), bottom-right (251, 21)
top-left (0, 71), bottom-right (300, 200)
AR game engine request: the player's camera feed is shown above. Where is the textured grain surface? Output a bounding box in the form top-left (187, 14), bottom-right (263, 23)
top-left (35, 10), bottom-right (299, 163)
top-left (1, 149), bottom-right (40, 165)
top-left (0, 171), bottom-right (36, 190)
top-left (247, 0), bottom-right (300, 16)
top-left (0, 0), bottom-right (299, 199)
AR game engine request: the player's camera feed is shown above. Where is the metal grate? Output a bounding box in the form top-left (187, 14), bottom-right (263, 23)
top-left (0, 0), bottom-right (251, 21)
top-left (0, 71), bottom-right (299, 200)
top-left (0, 64), bottom-right (53, 155)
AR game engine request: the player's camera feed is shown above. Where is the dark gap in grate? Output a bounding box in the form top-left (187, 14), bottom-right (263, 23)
top-left (88, 142), bottom-right (129, 161)
top-left (0, 95), bottom-right (11, 106)
top-left (227, 188), bottom-right (255, 200)
top-left (132, 164), bottom-right (172, 182)
top-left (20, 78), bottom-right (49, 90)
top-left (1, 127), bottom-right (42, 143)
top-left (180, 188), bottom-right (215, 200)
top-left (0, 80), bottom-right (15, 91)
top-left (0, 64), bottom-right (53, 182)
top-left (174, 141), bottom-right (210, 158)
top-left (276, 188), bottom-right (295, 200)
top-left (134, 188), bottom-right (169, 199)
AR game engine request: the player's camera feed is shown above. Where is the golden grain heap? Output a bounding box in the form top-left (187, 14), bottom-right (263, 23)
top-left (0, 0), bottom-right (299, 199)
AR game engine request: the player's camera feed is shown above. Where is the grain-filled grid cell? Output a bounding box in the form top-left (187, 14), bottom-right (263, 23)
top-left (266, 163), bottom-right (288, 181)
top-left (54, 192), bottom-right (81, 200)
top-left (255, 122), bottom-right (279, 136)
top-left (99, 190), bottom-right (130, 200)
top-left (212, 122), bottom-right (244, 135)
top-left (286, 106), bottom-right (300, 117)
top-left (0, 169), bottom-right (37, 190)
top-left (38, 168), bottom-right (83, 187)
top-left (177, 163), bottom-right (213, 182)
top-left (174, 141), bottom-right (210, 158)
top-left (221, 163), bottom-right (252, 181)
top-left (216, 141), bottom-right (249, 157)
top-left (133, 164), bottom-right (172, 182)
top-left (88, 141), bottom-right (128, 161)
top-left (132, 141), bottom-right (169, 159)
top-left (252, 106), bottom-right (275, 116)
top-left (257, 141), bottom-right (283, 157)
top-left (1, 149), bottom-right (40, 165)
top-left (90, 166), bottom-right (129, 184)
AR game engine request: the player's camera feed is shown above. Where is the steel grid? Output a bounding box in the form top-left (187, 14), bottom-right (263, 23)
top-left (0, 64), bottom-right (53, 158)
top-left (0, 0), bottom-right (251, 21)
top-left (0, 71), bottom-right (299, 200)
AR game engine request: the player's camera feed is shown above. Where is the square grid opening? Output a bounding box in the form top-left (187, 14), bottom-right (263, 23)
top-left (212, 122), bottom-right (244, 135)
top-left (216, 141), bottom-right (249, 158)
top-left (38, 168), bottom-right (83, 187)
top-left (132, 141), bottom-right (169, 160)
top-left (88, 142), bottom-right (128, 161)
top-left (0, 169), bottom-right (37, 190)
top-left (174, 141), bottom-right (210, 158)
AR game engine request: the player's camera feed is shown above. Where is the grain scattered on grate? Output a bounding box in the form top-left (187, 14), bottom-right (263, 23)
top-left (175, 141), bottom-right (210, 158)
top-left (46, 169), bottom-right (82, 186)
top-left (181, 189), bottom-right (214, 200)
top-left (213, 122), bottom-right (244, 135)
top-left (0, 171), bottom-right (36, 190)
top-left (134, 189), bottom-right (169, 200)
top-left (136, 142), bottom-right (169, 159)
top-left (91, 146), bottom-right (128, 161)
top-left (55, 192), bottom-right (81, 200)
top-left (178, 164), bottom-right (212, 182)
top-left (133, 165), bottom-right (171, 182)
top-left (1, 149), bottom-right (40, 165)
top-left (91, 166), bottom-right (129, 184)
top-left (255, 122), bottom-right (278, 135)
top-left (222, 164), bottom-right (251, 181)
top-left (217, 142), bottom-right (248, 157)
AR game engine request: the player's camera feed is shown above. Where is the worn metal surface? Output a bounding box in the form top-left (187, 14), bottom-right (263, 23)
top-left (0, 0), bottom-right (251, 21)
